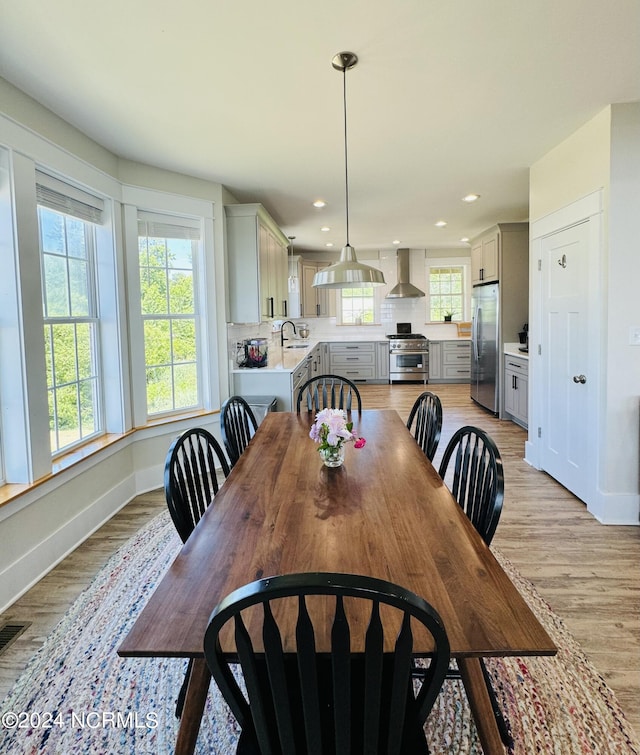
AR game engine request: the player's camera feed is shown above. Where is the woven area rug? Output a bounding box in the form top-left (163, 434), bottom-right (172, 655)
top-left (1, 511), bottom-right (638, 754)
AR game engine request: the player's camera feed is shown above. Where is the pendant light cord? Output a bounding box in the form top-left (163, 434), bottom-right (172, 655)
top-left (342, 65), bottom-right (350, 247)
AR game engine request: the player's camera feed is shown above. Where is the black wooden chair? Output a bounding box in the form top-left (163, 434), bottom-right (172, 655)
top-left (204, 572), bottom-right (450, 755)
top-left (406, 391), bottom-right (443, 462)
top-left (296, 374), bottom-right (362, 413)
top-left (433, 425), bottom-right (510, 745)
top-left (220, 396), bottom-right (259, 467)
top-left (164, 427), bottom-right (230, 717)
top-left (437, 425), bottom-right (504, 546)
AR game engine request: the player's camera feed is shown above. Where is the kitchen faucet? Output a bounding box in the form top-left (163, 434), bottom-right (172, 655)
top-left (280, 320), bottom-right (297, 347)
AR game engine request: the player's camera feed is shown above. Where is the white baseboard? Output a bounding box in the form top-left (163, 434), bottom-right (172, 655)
top-left (0, 473), bottom-right (137, 613)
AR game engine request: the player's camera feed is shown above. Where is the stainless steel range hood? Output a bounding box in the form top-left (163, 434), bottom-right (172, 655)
top-left (386, 249), bottom-right (425, 298)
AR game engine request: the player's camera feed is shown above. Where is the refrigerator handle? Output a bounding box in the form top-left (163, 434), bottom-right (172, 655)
top-left (472, 306), bottom-right (482, 359)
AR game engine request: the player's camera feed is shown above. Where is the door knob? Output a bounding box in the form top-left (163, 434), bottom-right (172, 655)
top-left (572, 374), bottom-right (587, 384)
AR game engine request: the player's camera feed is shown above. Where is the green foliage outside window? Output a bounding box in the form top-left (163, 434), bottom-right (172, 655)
top-left (40, 208), bottom-right (100, 453)
top-left (138, 234), bottom-right (198, 415)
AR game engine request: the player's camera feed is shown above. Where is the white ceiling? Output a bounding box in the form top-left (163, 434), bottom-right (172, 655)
top-left (1, 0), bottom-right (639, 254)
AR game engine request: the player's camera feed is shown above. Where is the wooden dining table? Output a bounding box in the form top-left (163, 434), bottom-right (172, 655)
top-left (118, 409), bottom-right (556, 754)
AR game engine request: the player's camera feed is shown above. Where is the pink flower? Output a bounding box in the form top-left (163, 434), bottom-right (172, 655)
top-left (354, 437), bottom-right (366, 449)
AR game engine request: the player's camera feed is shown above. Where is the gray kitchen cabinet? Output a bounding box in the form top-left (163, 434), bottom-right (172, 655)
top-left (308, 342), bottom-right (327, 379)
top-left (504, 355), bottom-right (528, 428)
top-left (471, 228), bottom-right (499, 284)
top-left (329, 342), bottom-right (376, 381)
top-left (428, 340), bottom-right (470, 383)
top-left (375, 341), bottom-right (390, 382)
top-left (226, 203), bottom-right (290, 322)
top-left (301, 261), bottom-right (335, 318)
top-left (428, 342), bottom-right (442, 380)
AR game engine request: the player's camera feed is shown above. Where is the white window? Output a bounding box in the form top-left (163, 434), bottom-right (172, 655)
top-left (37, 175), bottom-right (105, 455)
top-left (427, 264), bottom-right (467, 322)
top-left (137, 213), bottom-right (201, 415)
top-left (340, 286), bottom-right (375, 324)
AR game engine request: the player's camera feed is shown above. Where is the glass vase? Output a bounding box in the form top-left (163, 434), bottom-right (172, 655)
top-left (319, 444), bottom-right (345, 468)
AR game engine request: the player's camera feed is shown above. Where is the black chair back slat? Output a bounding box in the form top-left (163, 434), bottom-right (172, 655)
top-left (204, 572), bottom-right (450, 755)
top-left (363, 600), bottom-right (384, 753)
top-left (406, 391), bottom-right (443, 461)
top-left (438, 425), bottom-right (504, 546)
top-left (387, 613), bottom-right (413, 755)
top-left (262, 602), bottom-right (297, 752)
top-left (331, 594), bottom-right (351, 755)
top-left (221, 396), bottom-right (259, 467)
top-left (234, 612), bottom-right (276, 753)
top-left (296, 374), bottom-right (363, 413)
top-left (296, 596), bottom-right (323, 755)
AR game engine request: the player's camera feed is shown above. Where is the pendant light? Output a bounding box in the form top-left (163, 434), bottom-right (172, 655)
top-left (313, 52), bottom-right (385, 289)
top-left (287, 235), bottom-right (299, 293)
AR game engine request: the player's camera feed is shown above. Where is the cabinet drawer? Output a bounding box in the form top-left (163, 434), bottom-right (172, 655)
top-left (504, 356), bottom-right (528, 377)
top-left (291, 363), bottom-right (310, 390)
top-left (332, 366), bottom-right (376, 380)
top-left (442, 364), bottom-right (470, 379)
top-left (442, 351), bottom-right (470, 366)
top-left (329, 342), bottom-right (376, 354)
top-left (330, 352), bottom-right (376, 367)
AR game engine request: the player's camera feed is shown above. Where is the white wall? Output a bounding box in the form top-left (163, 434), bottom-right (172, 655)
top-left (529, 103), bottom-right (640, 524)
top-left (0, 80), bottom-right (237, 609)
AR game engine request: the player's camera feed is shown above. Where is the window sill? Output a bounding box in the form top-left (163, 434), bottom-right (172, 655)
top-left (0, 408), bottom-right (218, 510)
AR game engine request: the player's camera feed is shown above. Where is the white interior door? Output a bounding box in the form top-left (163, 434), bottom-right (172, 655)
top-left (541, 221), bottom-right (591, 501)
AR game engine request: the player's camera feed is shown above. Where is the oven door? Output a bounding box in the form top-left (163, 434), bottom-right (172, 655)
top-left (389, 350), bottom-right (428, 382)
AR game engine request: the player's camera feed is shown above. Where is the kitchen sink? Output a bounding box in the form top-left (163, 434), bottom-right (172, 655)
top-left (286, 344), bottom-right (309, 349)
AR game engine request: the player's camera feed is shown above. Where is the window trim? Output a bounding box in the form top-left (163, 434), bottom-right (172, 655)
top-left (425, 257), bottom-right (471, 323)
top-left (122, 187), bottom-right (216, 427)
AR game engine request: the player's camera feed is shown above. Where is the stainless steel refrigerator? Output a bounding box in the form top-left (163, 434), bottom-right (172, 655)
top-left (470, 282), bottom-right (499, 413)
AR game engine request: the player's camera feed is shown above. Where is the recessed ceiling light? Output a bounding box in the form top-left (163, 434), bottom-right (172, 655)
top-left (435, 220), bottom-right (447, 227)
top-left (320, 226), bottom-right (331, 232)
top-left (325, 242), bottom-right (334, 247)
top-left (462, 194), bottom-right (480, 203)
top-left (313, 199), bottom-right (326, 208)
top-left (392, 239), bottom-right (401, 245)
top-left (460, 237), bottom-right (470, 243)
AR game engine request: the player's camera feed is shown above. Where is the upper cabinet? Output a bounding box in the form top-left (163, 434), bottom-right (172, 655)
top-left (226, 203), bottom-right (290, 322)
top-left (471, 230), bottom-right (499, 284)
top-left (301, 260), bottom-right (335, 318)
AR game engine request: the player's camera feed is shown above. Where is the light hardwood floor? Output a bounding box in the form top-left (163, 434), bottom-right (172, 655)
top-left (1, 383), bottom-right (638, 737)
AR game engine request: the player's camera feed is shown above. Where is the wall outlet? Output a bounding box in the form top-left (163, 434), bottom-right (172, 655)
top-left (629, 327), bottom-right (640, 345)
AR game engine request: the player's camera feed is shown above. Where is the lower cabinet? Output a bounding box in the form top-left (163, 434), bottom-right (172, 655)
top-left (376, 342), bottom-right (390, 382)
top-left (328, 342), bottom-right (389, 383)
top-left (504, 355), bottom-right (528, 428)
top-left (329, 342), bottom-right (376, 381)
top-left (428, 340), bottom-right (471, 384)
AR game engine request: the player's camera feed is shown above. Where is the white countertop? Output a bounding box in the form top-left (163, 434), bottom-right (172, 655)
top-left (231, 342), bottom-right (314, 373)
top-left (231, 336), bottom-right (391, 374)
top-left (504, 342), bottom-right (529, 359)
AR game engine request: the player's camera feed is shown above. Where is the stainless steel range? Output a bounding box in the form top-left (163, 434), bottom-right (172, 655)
top-left (387, 323), bottom-right (429, 383)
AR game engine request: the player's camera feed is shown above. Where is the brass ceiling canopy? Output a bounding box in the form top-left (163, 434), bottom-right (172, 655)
top-left (313, 52), bottom-right (385, 290)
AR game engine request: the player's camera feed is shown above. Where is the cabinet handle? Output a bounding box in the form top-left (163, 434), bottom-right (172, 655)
top-left (268, 297), bottom-right (274, 318)
top-left (283, 300), bottom-right (287, 317)
top-left (316, 304), bottom-right (320, 316)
